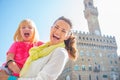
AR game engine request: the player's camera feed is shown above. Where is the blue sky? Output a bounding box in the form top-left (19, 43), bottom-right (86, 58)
top-left (0, 0), bottom-right (83, 65)
top-left (0, 0), bottom-right (120, 65)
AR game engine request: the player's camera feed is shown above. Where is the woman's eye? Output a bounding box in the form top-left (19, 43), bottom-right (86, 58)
top-left (62, 30), bottom-right (66, 33)
top-left (54, 26), bottom-right (59, 29)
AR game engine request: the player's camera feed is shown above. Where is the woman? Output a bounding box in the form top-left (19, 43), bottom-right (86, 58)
top-left (0, 16), bottom-right (77, 80)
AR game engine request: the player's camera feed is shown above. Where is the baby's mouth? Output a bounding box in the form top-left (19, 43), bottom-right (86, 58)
top-left (24, 33), bottom-right (30, 37)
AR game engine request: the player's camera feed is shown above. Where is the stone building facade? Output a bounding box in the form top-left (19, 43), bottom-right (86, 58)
top-left (57, 0), bottom-right (120, 80)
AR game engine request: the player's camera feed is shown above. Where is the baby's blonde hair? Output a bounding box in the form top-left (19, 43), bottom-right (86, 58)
top-left (14, 19), bottom-right (39, 43)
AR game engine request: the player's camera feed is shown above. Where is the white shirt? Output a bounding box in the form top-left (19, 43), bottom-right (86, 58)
top-left (18, 47), bottom-right (69, 80)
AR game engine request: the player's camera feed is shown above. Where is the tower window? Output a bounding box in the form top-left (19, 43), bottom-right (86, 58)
top-left (115, 61), bottom-right (117, 64)
top-left (79, 36), bottom-right (81, 39)
top-left (82, 65), bottom-right (86, 71)
top-left (74, 64), bottom-right (80, 71)
top-left (80, 50), bottom-right (84, 56)
top-left (65, 75), bottom-right (70, 80)
top-left (83, 37), bottom-right (85, 40)
top-left (88, 65), bottom-right (92, 71)
top-left (89, 75), bottom-right (91, 80)
top-left (88, 2), bottom-right (93, 6)
top-left (78, 75), bottom-right (81, 80)
top-left (86, 37), bottom-right (88, 40)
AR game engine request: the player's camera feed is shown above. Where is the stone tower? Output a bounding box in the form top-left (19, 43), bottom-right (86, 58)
top-left (84, 0), bottom-right (101, 36)
top-left (57, 0), bottom-right (120, 80)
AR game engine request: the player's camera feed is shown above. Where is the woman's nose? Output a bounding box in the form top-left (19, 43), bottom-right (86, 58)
top-left (55, 28), bottom-right (62, 34)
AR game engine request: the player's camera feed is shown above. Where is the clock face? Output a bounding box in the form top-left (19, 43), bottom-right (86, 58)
top-left (95, 29), bottom-right (100, 35)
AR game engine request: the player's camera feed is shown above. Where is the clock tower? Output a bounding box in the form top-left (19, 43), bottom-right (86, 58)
top-left (84, 0), bottom-right (101, 36)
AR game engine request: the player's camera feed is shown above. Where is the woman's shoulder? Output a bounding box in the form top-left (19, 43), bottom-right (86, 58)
top-left (52, 47), bottom-right (68, 57)
top-left (54, 47), bottom-right (66, 51)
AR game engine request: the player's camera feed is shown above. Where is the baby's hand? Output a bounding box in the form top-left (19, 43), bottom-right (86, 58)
top-left (8, 61), bottom-right (20, 74)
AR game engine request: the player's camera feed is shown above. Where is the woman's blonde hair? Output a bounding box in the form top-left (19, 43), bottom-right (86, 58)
top-left (14, 19), bottom-right (39, 43)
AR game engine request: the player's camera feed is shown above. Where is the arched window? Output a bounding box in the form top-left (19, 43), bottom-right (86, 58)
top-left (78, 75), bottom-right (81, 80)
top-left (80, 50), bottom-right (84, 56)
top-left (88, 65), bottom-right (92, 71)
top-left (82, 65), bottom-right (86, 71)
top-left (66, 75), bottom-right (70, 80)
top-left (74, 64), bottom-right (80, 71)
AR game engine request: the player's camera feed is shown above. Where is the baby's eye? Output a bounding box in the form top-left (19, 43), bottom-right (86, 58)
top-left (22, 26), bottom-right (26, 29)
top-left (28, 26), bottom-right (33, 29)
